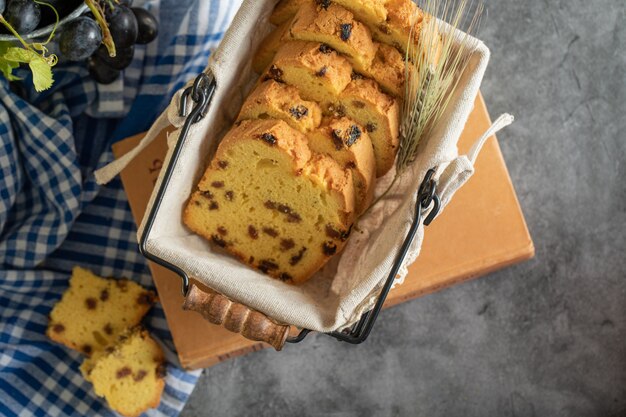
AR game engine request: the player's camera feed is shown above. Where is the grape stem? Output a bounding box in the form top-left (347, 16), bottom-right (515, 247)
top-left (0, 15), bottom-right (31, 49)
top-left (85, 0), bottom-right (116, 57)
top-left (34, 1), bottom-right (60, 45)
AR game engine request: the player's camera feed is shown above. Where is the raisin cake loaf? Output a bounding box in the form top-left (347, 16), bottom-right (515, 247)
top-left (47, 266), bottom-right (156, 356)
top-left (80, 327), bottom-right (165, 417)
top-left (184, 119), bottom-right (355, 284)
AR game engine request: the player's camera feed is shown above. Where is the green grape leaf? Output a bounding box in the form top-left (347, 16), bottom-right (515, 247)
top-left (1, 47), bottom-right (54, 91)
top-left (28, 56), bottom-right (54, 92)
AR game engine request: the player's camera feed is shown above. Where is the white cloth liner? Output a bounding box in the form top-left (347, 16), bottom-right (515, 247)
top-left (96, 0), bottom-right (513, 333)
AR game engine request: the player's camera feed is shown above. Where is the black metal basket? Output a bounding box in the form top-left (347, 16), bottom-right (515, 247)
top-left (139, 72), bottom-right (441, 345)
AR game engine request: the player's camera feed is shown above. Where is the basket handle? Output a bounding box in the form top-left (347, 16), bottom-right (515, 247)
top-left (182, 284), bottom-right (290, 351)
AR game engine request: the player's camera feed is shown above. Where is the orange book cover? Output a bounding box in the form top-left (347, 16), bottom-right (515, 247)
top-left (112, 93), bottom-right (533, 369)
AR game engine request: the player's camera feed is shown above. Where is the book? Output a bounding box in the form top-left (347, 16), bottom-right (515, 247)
top-left (112, 93), bottom-right (534, 369)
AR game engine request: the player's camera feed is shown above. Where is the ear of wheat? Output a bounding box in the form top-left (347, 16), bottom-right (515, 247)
top-left (397, 0), bottom-right (484, 174)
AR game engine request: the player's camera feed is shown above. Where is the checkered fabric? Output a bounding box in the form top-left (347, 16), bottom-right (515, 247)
top-left (0, 0), bottom-right (242, 415)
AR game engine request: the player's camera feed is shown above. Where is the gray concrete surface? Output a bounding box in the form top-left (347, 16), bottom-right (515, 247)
top-left (181, 1), bottom-right (626, 416)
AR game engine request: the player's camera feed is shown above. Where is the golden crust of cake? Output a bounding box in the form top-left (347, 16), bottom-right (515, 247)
top-left (270, 0), bottom-right (308, 25)
top-left (47, 266), bottom-right (156, 356)
top-left (272, 0), bottom-right (389, 33)
top-left (262, 41), bottom-right (352, 110)
top-left (368, 42), bottom-right (405, 97)
top-left (307, 117), bottom-right (376, 214)
top-left (370, 0), bottom-right (419, 51)
top-left (289, 2), bottom-right (377, 73)
top-left (238, 80), bottom-right (322, 133)
top-left (253, 19), bottom-right (291, 74)
top-left (333, 78), bottom-right (400, 176)
top-left (80, 327), bottom-right (165, 417)
top-left (334, 0), bottom-right (388, 28)
top-left (184, 119), bottom-right (356, 284)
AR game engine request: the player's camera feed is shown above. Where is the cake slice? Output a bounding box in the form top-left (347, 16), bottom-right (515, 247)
top-left (333, 78), bottom-right (400, 176)
top-left (270, 0), bottom-right (307, 25)
top-left (333, 0), bottom-right (389, 28)
top-left (271, 0), bottom-right (389, 33)
top-left (183, 119), bottom-right (356, 284)
top-left (238, 80), bottom-right (322, 133)
top-left (307, 117), bottom-right (376, 214)
top-left (80, 327), bottom-right (165, 417)
top-left (47, 266), bottom-right (156, 356)
top-left (253, 19), bottom-right (292, 74)
top-left (368, 42), bottom-right (405, 97)
top-left (262, 41), bottom-right (352, 111)
top-left (288, 2), bottom-right (377, 74)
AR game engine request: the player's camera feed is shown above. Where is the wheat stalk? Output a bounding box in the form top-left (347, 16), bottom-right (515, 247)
top-left (397, 0), bottom-right (484, 172)
top-left (360, 0), bottom-right (484, 217)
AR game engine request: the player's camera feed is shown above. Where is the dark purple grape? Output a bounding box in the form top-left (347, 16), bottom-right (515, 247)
top-left (108, 6), bottom-right (138, 48)
top-left (95, 44), bottom-right (134, 70)
top-left (118, 0), bottom-right (133, 6)
top-left (87, 56), bottom-right (120, 84)
top-left (4, 0), bottom-right (41, 35)
top-left (59, 17), bottom-right (102, 61)
top-left (131, 8), bottom-right (158, 44)
top-left (0, 0), bottom-right (6, 15)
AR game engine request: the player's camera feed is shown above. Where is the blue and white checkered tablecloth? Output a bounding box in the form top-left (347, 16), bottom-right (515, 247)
top-left (0, 1), bottom-right (242, 415)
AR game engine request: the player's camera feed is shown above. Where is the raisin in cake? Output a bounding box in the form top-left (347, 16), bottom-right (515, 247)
top-left (80, 327), bottom-right (165, 417)
top-left (183, 119), bottom-right (355, 284)
top-left (47, 266), bottom-right (156, 356)
top-left (238, 80), bottom-right (322, 133)
top-left (307, 117), bottom-right (376, 214)
top-left (262, 40), bottom-right (352, 110)
top-left (334, 77), bottom-right (400, 176)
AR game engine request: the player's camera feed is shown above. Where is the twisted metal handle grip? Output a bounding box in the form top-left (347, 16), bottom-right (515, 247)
top-left (182, 284), bottom-right (290, 351)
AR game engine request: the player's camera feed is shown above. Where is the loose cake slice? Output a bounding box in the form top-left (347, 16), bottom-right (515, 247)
top-left (307, 117), bottom-right (376, 214)
top-left (80, 327), bottom-right (165, 417)
top-left (253, 19), bottom-right (292, 74)
top-left (47, 266), bottom-right (156, 356)
top-left (184, 119), bottom-right (356, 284)
top-left (288, 2), bottom-right (377, 73)
top-left (333, 78), bottom-right (400, 176)
top-left (238, 80), bottom-right (322, 133)
top-left (262, 41), bottom-right (352, 110)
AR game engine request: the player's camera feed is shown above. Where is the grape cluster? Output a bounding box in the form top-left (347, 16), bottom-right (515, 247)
top-left (0, 0), bottom-right (158, 84)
